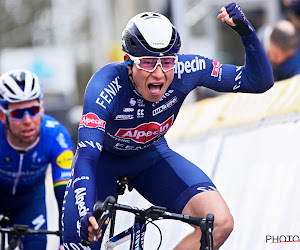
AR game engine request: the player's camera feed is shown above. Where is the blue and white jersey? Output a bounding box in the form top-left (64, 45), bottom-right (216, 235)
top-left (72, 32), bottom-right (274, 215)
top-left (0, 114), bottom-right (73, 196)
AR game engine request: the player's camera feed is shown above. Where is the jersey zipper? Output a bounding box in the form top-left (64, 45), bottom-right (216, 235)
top-left (12, 153), bottom-right (24, 195)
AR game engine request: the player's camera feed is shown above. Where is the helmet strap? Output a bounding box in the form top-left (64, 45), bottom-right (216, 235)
top-left (126, 63), bottom-right (137, 89)
top-left (129, 73), bottom-right (136, 87)
top-left (4, 118), bottom-right (16, 144)
top-left (5, 117), bottom-right (12, 133)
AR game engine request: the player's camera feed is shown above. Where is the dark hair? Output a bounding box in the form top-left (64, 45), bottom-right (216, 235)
top-left (270, 20), bottom-right (300, 52)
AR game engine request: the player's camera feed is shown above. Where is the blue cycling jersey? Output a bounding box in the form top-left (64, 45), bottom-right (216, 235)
top-left (0, 114), bottom-right (73, 195)
top-left (273, 43), bottom-right (300, 81)
top-left (71, 31), bottom-right (274, 218)
top-left (0, 114), bottom-right (73, 248)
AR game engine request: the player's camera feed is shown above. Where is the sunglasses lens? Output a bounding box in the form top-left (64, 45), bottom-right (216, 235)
top-left (137, 57), bottom-right (176, 72)
top-left (9, 106), bottom-right (41, 119)
top-left (139, 58), bottom-right (157, 71)
top-left (28, 106), bottom-right (41, 116)
top-left (160, 58), bottom-right (176, 70)
top-left (10, 109), bottom-right (25, 119)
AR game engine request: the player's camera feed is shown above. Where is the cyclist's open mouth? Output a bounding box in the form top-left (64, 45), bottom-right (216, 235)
top-left (148, 83), bottom-right (163, 95)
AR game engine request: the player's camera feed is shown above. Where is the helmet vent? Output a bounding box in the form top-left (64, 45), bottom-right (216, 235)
top-left (0, 69), bottom-right (41, 105)
top-left (3, 83), bottom-right (15, 95)
top-left (31, 78), bottom-right (36, 91)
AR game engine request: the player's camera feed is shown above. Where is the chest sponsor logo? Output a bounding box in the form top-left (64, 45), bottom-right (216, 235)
top-left (79, 112), bottom-right (106, 130)
top-left (137, 109), bottom-right (144, 118)
top-left (4, 156), bottom-right (12, 163)
top-left (115, 114), bottom-right (134, 120)
top-left (129, 98), bottom-right (136, 106)
top-left (174, 56), bottom-right (206, 79)
top-left (153, 96), bottom-right (177, 116)
top-left (115, 115), bottom-right (174, 144)
top-left (211, 60), bottom-right (222, 77)
top-left (123, 107), bottom-right (134, 112)
top-left (137, 99), bottom-right (145, 107)
top-left (152, 90), bottom-right (174, 107)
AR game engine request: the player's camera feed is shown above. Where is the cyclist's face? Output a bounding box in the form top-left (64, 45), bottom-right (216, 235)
top-left (267, 42), bottom-right (295, 67)
top-left (125, 54), bottom-right (175, 102)
top-left (0, 99), bottom-right (43, 148)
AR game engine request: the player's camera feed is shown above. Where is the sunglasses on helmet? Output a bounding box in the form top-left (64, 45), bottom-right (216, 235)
top-left (2, 104), bottom-right (43, 121)
top-left (128, 55), bottom-right (178, 72)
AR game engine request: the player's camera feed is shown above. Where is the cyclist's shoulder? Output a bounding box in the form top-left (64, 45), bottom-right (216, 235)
top-left (174, 53), bottom-right (212, 80)
top-left (177, 53), bottom-right (210, 64)
top-left (41, 114), bottom-right (68, 135)
top-left (84, 62), bottom-right (132, 112)
top-left (88, 61), bottom-right (129, 89)
top-left (39, 115), bottom-right (72, 153)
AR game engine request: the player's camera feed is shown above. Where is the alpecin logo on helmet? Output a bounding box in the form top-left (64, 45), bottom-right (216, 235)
top-left (79, 112), bottom-right (106, 130)
top-left (115, 115), bottom-right (174, 144)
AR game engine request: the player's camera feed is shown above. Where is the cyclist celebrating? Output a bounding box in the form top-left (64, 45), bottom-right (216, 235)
top-left (0, 69), bottom-right (74, 249)
top-left (62, 3), bottom-right (274, 249)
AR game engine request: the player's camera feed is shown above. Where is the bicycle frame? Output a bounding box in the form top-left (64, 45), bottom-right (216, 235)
top-left (103, 217), bottom-right (146, 250)
top-left (0, 215), bottom-right (9, 250)
top-left (90, 178), bottom-right (214, 250)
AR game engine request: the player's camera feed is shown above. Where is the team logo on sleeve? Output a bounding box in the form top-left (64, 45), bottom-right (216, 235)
top-left (56, 149), bottom-right (74, 169)
top-left (115, 115), bottom-right (174, 143)
top-left (211, 60), bottom-right (222, 77)
top-left (174, 56), bottom-right (206, 79)
top-left (79, 112), bottom-right (106, 130)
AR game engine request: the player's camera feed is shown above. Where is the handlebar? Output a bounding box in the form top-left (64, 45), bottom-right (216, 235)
top-left (0, 224), bottom-right (62, 250)
top-left (92, 196), bottom-right (116, 241)
top-left (92, 196), bottom-right (214, 249)
top-left (0, 224), bottom-right (62, 237)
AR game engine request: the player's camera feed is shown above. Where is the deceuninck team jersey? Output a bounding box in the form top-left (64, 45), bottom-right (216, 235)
top-left (0, 114), bottom-right (73, 197)
top-left (72, 32), bottom-right (274, 218)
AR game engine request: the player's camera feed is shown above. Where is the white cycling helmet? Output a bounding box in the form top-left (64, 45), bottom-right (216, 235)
top-left (0, 69), bottom-right (42, 107)
top-left (122, 12), bottom-right (181, 56)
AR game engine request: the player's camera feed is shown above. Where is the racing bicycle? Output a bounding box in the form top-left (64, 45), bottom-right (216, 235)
top-left (0, 214), bottom-right (62, 250)
top-left (84, 177), bottom-right (214, 250)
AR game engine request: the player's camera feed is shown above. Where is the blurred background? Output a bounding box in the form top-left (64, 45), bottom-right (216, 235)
top-left (0, 0), bottom-right (281, 147)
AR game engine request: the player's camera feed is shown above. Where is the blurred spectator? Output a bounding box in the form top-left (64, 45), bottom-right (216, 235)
top-left (265, 19), bottom-right (300, 81)
top-left (282, 0), bottom-right (300, 30)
